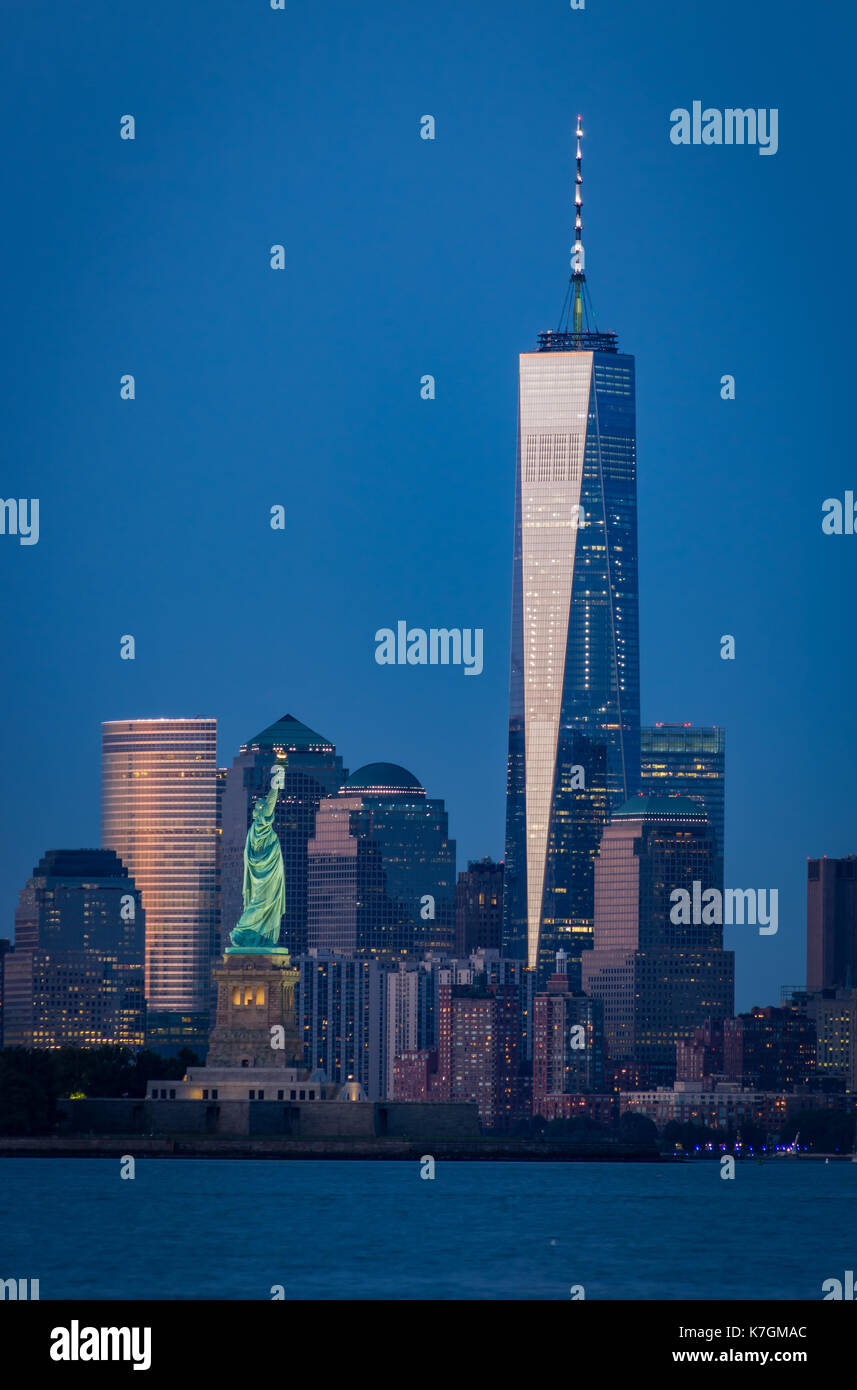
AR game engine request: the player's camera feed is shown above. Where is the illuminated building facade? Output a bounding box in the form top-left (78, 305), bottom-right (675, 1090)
top-left (307, 763), bottom-right (456, 958)
top-left (5, 849), bottom-right (145, 1047)
top-left (429, 970), bottom-right (526, 1130)
top-left (641, 725), bottom-right (726, 890)
top-left (455, 858), bottom-right (504, 956)
top-left (295, 951), bottom-right (386, 1100)
top-left (582, 795), bottom-right (734, 1087)
top-left (808, 989), bottom-right (857, 1092)
top-left (532, 949), bottom-right (604, 1109)
top-left (723, 1007), bottom-right (816, 1091)
top-left (505, 120), bottom-right (640, 985)
top-left (102, 717), bottom-right (218, 1050)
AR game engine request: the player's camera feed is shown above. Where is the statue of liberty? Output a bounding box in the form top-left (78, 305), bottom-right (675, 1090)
top-left (229, 770), bottom-right (287, 951)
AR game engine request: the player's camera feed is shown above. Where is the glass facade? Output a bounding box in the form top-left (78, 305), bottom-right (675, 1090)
top-left (505, 346), bottom-right (640, 982)
top-left (307, 762), bottom-right (456, 959)
top-left (6, 848), bottom-right (145, 1047)
top-left (101, 718), bottom-right (218, 1047)
top-left (582, 796), bottom-right (735, 1087)
top-left (295, 952), bottom-right (386, 1099)
top-left (641, 725), bottom-right (726, 890)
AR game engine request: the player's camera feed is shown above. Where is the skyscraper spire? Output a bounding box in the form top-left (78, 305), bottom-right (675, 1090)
top-left (540, 115), bottom-right (617, 353)
top-left (572, 115), bottom-right (585, 337)
top-left (538, 115), bottom-right (619, 353)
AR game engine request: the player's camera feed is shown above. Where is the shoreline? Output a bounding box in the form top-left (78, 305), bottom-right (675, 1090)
top-left (0, 1135), bottom-right (660, 1161)
top-left (2, 1136), bottom-right (853, 1161)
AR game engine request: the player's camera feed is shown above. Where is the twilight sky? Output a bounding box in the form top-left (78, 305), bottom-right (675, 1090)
top-left (1, 0), bottom-right (854, 1010)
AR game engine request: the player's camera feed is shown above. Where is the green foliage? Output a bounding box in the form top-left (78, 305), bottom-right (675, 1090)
top-left (663, 1120), bottom-right (729, 1150)
top-left (617, 1112), bottom-right (658, 1145)
top-left (0, 1046), bottom-right (201, 1135)
top-left (543, 1115), bottom-right (610, 1140)
top-left (785, 1108), bottom-right (856, 1153)
top-left (0, 1050), bottom-right (55, 1135)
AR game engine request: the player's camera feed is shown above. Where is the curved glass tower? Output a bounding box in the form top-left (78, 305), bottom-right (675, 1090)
top-left (102, 717), bottom-right (218, 1048)
top-left (504, 119), bottom-right (640, 983)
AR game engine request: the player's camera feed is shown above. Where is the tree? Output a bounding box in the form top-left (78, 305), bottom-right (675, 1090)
top-left (617, 1112), bottom-right (658, 1146)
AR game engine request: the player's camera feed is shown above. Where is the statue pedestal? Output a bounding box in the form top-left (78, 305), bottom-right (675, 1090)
top-left (207, 951), bottom-right (301, 1068)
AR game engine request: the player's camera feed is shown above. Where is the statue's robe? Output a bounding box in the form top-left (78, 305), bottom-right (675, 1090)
top-left (230, 785), bottom-right (286, 948)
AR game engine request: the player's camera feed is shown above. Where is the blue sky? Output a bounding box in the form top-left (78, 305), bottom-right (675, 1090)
top-left (1, 0), bottom-right (854, 1010)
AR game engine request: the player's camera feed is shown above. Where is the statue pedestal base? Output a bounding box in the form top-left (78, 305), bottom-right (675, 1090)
top-left (207, 951), bottom-right (300, 1068)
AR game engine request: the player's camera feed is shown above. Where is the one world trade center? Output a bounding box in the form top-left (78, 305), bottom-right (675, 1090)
top-left (504, 119), bottom-right (640, 984)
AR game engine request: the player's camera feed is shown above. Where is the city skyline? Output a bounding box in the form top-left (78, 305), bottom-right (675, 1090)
top-left (1, 0), bottom-right (853, 1019)
top-left (4, 0), bottom-right (857, 1331)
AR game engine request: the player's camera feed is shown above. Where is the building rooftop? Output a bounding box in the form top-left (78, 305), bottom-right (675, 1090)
top-left (242, 713), bottom-right (334, 752)
top-left (33, 849), bottom-right (130, 880)
top-left (536, 329), bottom-right (618, 353)
top-left (344, 762), bottom-right (424, 794)
top-left (613, 794), bottom-right (709, 822)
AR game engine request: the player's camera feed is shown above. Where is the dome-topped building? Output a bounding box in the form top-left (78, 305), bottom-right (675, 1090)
top-left (308, 761), bottom-right (455, 957)
top-left (344, 763), bottom-right (425, 795)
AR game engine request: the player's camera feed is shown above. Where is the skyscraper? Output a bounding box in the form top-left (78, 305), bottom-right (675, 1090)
top-left (430, 972), bottom-right (525, 1131)
top-left (807, 989), bottom-right (857, 1092)
top-left (386, 962), bottom-right (421, 1097)
top-left (0, 939), bottom-right (11, 1048)
top-left (220, 714), bottom-right (346, 958)
top-left (295, 951), bottom-right (387, 1100)
top-left (532, 950), bottom-right (605, 1110)
top-left (807, 855), bottom-right (857, 992)
top-left (5, 849), bottom-right (145, 1048)
top-left (723, 1007), bottom-right (816, 1092)
top-left (455, 857), bottom-right (504, 956)
top-left (102, 718), bottom-right (218, 1050)
top-left (582, 795), bottom-right (734, 1087)
top-left (641, 725), bottom-right (726, 889)
top-left (505, 119), bottom-right (640, 984)
top-left (307, 762), bottom-right (456, 958)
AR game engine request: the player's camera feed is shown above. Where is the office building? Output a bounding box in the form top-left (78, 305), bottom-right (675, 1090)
top-left (0, 939), bottom-right (11, 1047)
top-left (807, 989), bottom-right (857, 1092)
top-left (533, 950), bottom-right (604, 1111)
top-left (455, 858), bottom-right (504, 956)
top-left (723, 1007), bottom-right (816, 1092)
top-left (102, 718), bottom-right (218, 1050)
top-left (505, 120), bottom-right (640, 983)
top-left (4, 849), bottom-right (144, 1048)
top-left (807, 855), bottom-right (857, 992)
top-left (430, 970), bottom-right (525, 1130)
top-left (641, 725), bottom-right (726, 889)
top-left (308, 762), bottom-right (455, 958)
top-left (295, 951), bottom-right (386, 1100)
top-left (582, 795), bottom-right (734, 1087)
top-left (675, 1018), bottom-right (725, 1083)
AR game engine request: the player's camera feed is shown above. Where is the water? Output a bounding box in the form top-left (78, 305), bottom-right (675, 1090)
top-left (1, 1158), bottom-right (852, 1300)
